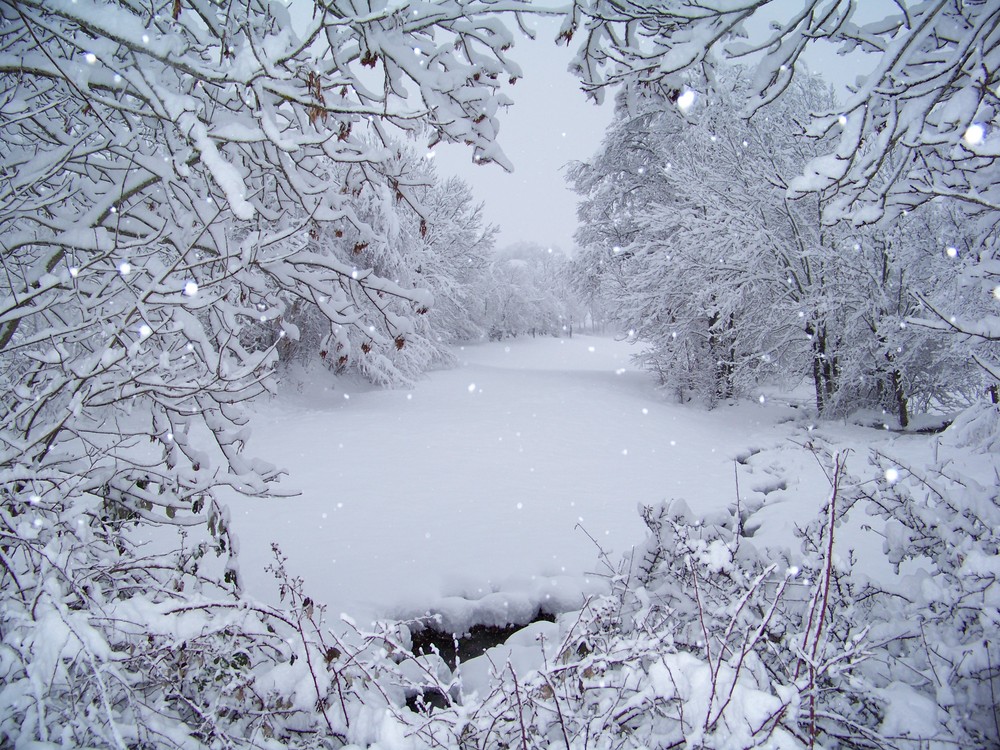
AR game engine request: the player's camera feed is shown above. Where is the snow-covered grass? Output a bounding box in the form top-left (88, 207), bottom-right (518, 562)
top-left (226, 334), bottom-right (911, 628)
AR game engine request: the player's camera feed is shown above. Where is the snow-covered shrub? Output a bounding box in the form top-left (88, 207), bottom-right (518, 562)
top-left (520, 475), bottom-right (885, 750)
top-left (851, 403), bottom-right (1000, 747)
top-left (0, 502), bottom-right (331, 747)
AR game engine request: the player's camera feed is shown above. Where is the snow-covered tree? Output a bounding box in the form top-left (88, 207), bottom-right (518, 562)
top-left (827, 204), bottom-right (992, 426)
top-left (0, 0), bottom-right (534, 743)
top-left (273, 146), bottom-right (500, 384)
top-left (571, 49), bottom-right (991, 418)
top-left (482, 243), bottom-right (582, 340)
top-left (575, 74), bottom-right (836, 406)
top-left (564, 0), bottom-right (999, 383)
top-left (418, 174), bottom-right (499, 345)
top-left (565, 1), bottom-right (999, 220)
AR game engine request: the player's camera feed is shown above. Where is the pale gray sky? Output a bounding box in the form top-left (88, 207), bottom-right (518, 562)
top-left (432, 17), bottom-right (614, 254)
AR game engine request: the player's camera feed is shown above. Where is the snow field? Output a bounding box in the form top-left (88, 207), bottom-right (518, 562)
top-left (226, 335), bottom-right (905, 633)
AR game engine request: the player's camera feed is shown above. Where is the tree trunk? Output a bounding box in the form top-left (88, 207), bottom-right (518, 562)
top-left (892, 369), bottom-right (909, 429)
top-left (812, 354), bottom-right (825, 414)
top-left (709, 311), bottom-right (736, 401)
top-left (808, 322), bottom-right (834, 415)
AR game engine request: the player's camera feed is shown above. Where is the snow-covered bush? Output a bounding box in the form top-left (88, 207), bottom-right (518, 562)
top-left (850, 404), bottom-right (1000, 747)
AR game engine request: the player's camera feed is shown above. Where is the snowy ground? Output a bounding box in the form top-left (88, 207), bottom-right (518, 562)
top-left (226, 335), bottom-right (925, 630)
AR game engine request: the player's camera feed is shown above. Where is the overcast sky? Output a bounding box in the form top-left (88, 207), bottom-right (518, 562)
top-left (432, 17), bottom-right (614, 254)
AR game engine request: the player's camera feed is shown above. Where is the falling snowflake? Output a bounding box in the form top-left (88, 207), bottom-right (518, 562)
top-left (183, 281), bottom-right (198, 296)
top-left (963, 123), bottom-right (985, 146)
top-left (678, 90), bottom-right (697, 113)
top-left (885, 468), bottom-right (899, 483)
top-left (467, 383), bottom-right (476, 393)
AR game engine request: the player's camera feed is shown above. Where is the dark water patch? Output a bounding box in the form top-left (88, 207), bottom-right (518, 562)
top-left (405, 687), bottom-right (451, 714)
top-left (410, 611), bottom-right (556, 671)
top-left (402, 611), bottom-right (557, 714)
